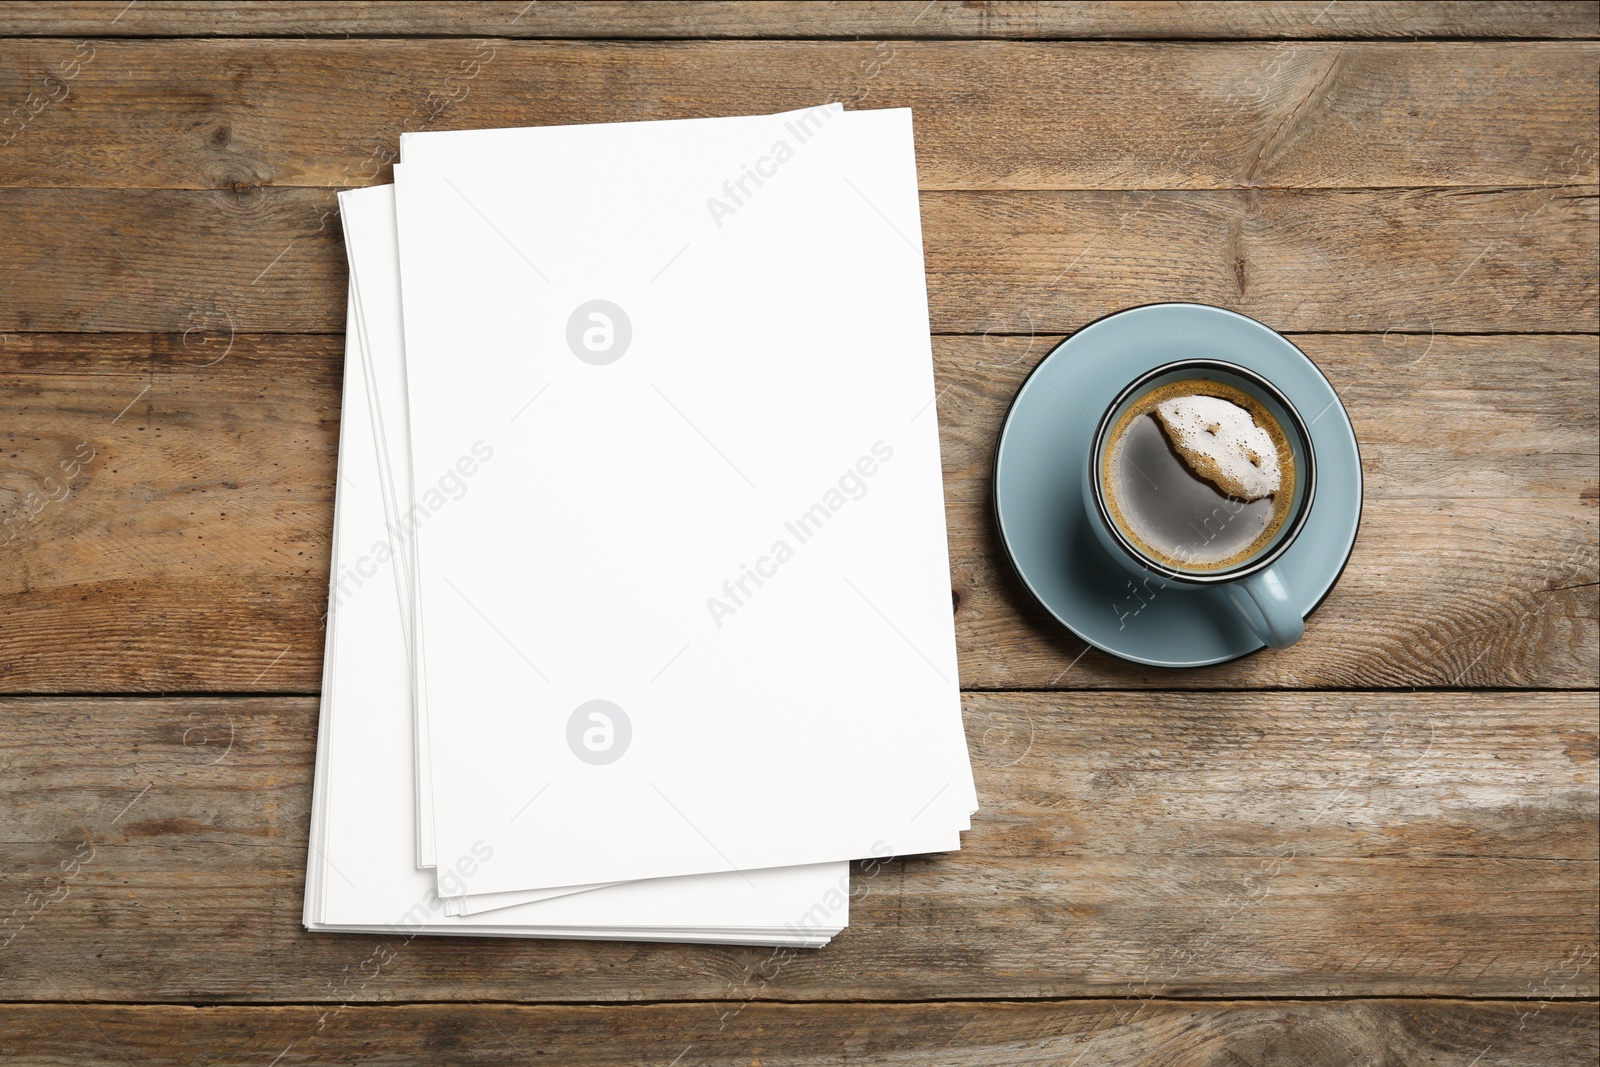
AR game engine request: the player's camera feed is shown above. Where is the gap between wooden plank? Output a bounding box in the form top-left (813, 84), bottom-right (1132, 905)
top-left (0, 994), bottom-right (1596, 1006)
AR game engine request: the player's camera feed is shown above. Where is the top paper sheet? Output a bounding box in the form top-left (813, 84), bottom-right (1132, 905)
top-left (394, 106), bottom-right (974, 895)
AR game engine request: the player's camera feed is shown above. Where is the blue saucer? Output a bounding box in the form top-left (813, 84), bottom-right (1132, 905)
top-left (994, 303), bottom-right (1362, 667)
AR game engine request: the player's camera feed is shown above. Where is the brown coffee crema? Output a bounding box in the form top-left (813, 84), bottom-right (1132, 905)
top-left (1102, 379), bottom-right (1296, 571)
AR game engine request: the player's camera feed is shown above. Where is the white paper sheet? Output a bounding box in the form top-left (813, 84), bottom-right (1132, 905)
top-left (393, 106), bottom-right (974, 895)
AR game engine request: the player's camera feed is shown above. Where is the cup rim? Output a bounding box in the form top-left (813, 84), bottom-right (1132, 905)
top-left (1089, 358), bottom-right (1319, 584)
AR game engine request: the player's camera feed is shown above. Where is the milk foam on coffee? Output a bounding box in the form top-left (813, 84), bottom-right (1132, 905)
top-left (1101, 378), bottom-right (1296, 572)
top-left (1154, 394), bottom-right (1281, 501)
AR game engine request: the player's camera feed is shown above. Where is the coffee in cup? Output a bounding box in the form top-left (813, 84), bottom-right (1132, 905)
top-left (1101, 378), bottom-right (1296, 572)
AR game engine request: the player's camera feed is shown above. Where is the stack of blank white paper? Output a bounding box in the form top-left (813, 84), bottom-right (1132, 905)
top-left (304, 105), bottom-right (975, 947)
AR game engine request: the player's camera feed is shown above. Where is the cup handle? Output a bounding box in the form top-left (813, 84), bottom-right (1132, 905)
top-left (1224, 566), bottom-right (1304, 650)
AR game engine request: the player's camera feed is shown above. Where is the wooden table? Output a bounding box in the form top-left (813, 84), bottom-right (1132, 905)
top-left (1, 2), bottom-right (1596, 1062)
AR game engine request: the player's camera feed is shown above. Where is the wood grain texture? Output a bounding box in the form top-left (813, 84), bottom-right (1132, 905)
top-left (0, 12), bottom-right (1595, 1059)
top-left (0, 40), bottom-right (1596, 190)
top-left (0, 691), bottom-right (1593, 1002)
top-left (2, 333), bottom-right (1592, 693)
top-left (0, 1000), bottom-right (1595, 1066)
top-left (943, 332), bottom-right (1600, 690)
top-left (1, 188), bottom-right (1595, 335)
top-left (3, 1), bottom-right (1597, 39)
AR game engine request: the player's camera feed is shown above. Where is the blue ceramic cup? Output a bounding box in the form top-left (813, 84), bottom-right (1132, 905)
top-left (1083, 359), bottom-right (1318, 650)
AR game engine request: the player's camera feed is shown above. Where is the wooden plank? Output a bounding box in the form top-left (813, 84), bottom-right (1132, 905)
top-left (923, 188), bottom-right (1600, 335)
top-left (2, 1), bottom-right (1596, 40)
top-left (0, 333), bottom-right (339, 692)
top-left (0, 692), bottom-right (1591, 1001)
top-left (1, 333), bottom-right (1593, 693)
top-left (0, 188), bottom-right (1594, 335)
top-left (0, 40), bottom-right (1595, 190)
top-left (0, 1000), bottom-right (1594, 1066)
